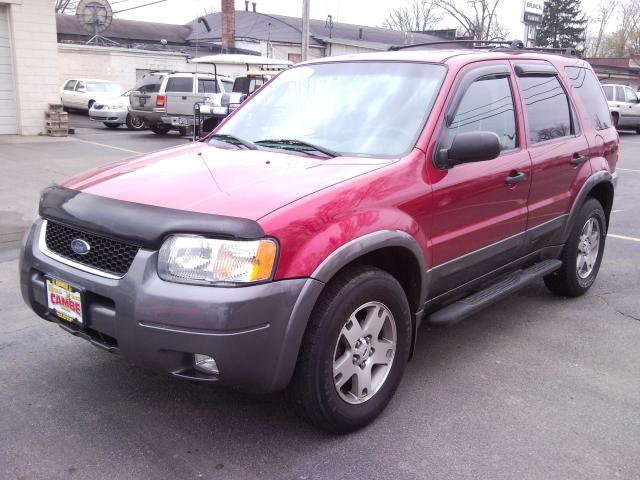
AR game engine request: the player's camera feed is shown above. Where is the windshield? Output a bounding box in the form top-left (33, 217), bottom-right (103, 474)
top-left (217, 61), bottom-right (446, 157)
top-left (87, 82), bottom-right (122, 93)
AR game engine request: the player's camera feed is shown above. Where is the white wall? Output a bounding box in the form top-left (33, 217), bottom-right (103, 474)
top-left (327, 43), bottom-right (381, 57)
top-left (2, 0), bottom-right (59, 135)
top-left (57, 44), bottom-right (250, 90)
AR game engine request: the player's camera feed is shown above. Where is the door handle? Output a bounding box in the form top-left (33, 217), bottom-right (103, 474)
top-left (182, 96), bottom-right (187, 100)
top-left (570, 153), bottom-right (588, 166)
top-left (505, 171), bottom-right (526, 185)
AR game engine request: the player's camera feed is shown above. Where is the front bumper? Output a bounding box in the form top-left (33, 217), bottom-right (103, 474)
top-left (89, 108), bottom-right (127, 124)
top-left (20, 218), bottom-right (323, 392)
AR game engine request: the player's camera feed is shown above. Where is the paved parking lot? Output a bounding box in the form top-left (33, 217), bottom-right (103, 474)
top-left (0, 121), bottom-right (639, 480)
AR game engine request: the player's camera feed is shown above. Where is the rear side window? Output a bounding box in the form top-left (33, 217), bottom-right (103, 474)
top-left (165, 77), bottom-right (194, 93)
top-left (602, 85), bottom-right (614, 101)
top-left (197, 79), bottom-right (218, 94)
top-left (134, 75), bottom-right (164, 93)
top-left (519, 76), bottom-right (572, 144)
top-left (63, 80), bottom-right (76, 91)
top-left (565, 67), bottom-right (612, 130)
top-left (445, 75), bottom-right (517, 151)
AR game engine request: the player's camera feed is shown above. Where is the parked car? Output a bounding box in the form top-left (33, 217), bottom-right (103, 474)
top-left (88, 89), bottom-right (146, 130)
top-left (60, 79), bottom-right (124, 111)
top-left (128, 72), bottom-right (233, 135)
top-left (21, 47), bottom-right (618, 433)
top-left (200, 70), bottom-right (279, 120)
top-left (601, 83), bottom-right (640, 132)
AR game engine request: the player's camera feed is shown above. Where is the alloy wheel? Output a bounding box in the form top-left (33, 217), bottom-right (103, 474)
top-left (577, 216), bottom-right (600, 279)
top-left (332, 301), bottom-right (397, 405)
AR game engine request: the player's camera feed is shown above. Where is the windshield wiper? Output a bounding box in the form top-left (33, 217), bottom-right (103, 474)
top-left (209, 134), bottom-right (258, 150)
top-left (254, 138), bottom-right (340, 158)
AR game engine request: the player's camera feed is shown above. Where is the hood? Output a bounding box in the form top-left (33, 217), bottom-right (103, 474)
top-left (62, 142), bottom-right (394, 220)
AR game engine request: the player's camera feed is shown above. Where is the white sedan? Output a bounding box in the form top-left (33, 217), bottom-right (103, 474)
top-left (60, 79), bottom-right (124, 111)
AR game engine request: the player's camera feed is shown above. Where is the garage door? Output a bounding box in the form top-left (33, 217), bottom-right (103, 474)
top-left (0, 5), bottom-right (17, 135)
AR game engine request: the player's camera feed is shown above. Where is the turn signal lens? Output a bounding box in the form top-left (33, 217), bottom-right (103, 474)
top-left (158, 236), bottom-right (278, 285)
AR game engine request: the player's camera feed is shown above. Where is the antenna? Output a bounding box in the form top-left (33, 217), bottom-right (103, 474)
top-left (76, 0), bottom-right (118, 45)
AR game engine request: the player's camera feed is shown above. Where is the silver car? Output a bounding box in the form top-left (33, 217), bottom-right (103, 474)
top-left (89, 90), bottom-right (145, 130)
top-left (602, 84), bottom-right (640, 133)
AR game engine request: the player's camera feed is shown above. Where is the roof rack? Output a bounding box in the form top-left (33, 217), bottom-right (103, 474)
top-left (388, 39), bottom-right (577, 57)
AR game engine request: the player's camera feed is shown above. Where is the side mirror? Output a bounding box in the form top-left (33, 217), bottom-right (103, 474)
top-left (77, 88), bottom-right (86, 93)
top-left (436, 131), bottom-right (501, 169)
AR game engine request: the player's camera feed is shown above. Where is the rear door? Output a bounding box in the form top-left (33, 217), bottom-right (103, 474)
top-left (165, 76), bottom-right (197, 116)
top-left (564, 66), bottom-right (619, 175)
top-left (427, 61), bottom-right (532, 295)
top-left (619, 86), bottom-right (640, 128)
top-left (73, 80), bottom-right (86, 108)
top-left (511, 61), bottom-right (590, 236)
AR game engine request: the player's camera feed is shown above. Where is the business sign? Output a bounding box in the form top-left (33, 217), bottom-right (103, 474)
top-left (523, 0), bottom-right (544, 24)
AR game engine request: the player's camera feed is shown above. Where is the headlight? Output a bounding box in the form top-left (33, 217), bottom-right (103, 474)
top-left (157, 236), bottom-right (278, 285)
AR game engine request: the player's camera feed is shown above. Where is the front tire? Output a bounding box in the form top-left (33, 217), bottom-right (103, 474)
top-left (544, 198), bottom-right (606, 297)
top-left (289, 265), bottom-right (411, 433)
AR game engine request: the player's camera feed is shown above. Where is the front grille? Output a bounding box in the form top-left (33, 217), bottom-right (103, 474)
top-left (44, 221), bottom-right (139, 277)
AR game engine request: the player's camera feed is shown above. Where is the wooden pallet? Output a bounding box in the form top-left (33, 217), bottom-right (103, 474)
top-left (46, 127), bottom-right (68, 137)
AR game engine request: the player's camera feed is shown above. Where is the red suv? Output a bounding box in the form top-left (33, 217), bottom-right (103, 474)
top-left (20, 46), bottom-right (618, 433)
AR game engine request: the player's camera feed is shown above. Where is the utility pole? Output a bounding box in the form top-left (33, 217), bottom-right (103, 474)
top-left (301, 0), bottom-right (310, 61)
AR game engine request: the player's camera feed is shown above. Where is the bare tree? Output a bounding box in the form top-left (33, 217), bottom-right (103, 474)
top-left (591, 0), bottom-right (618, 56)
top-left (598, 0), bottom-right (640, 55)
top-left (438, 0), bottom-right (508, 40)
top-left (383, 0), bottom-right (442, 32)
top-left (54, 0), bottom-right (79, 13)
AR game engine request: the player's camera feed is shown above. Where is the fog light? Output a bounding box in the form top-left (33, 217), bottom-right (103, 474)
top-left (194, 354), bottom-right (219, 375)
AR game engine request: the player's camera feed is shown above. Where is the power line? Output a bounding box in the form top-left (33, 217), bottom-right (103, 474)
top-left (113, 0), bottom-right (167, 14)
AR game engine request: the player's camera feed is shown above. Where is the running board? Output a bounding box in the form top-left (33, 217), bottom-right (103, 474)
top-left (427, 259), bottom-right (562, 327)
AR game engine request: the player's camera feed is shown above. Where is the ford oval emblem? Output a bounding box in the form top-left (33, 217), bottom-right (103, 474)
top-left (70, 238), bottom-right (91, 255)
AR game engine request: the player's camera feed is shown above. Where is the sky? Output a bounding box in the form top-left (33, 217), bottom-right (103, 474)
top-left (114, 0), bottom-right (604, 38)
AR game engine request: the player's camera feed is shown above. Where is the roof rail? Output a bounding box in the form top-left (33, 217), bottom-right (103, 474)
top-left (388, 39), bottom-right (577, 57)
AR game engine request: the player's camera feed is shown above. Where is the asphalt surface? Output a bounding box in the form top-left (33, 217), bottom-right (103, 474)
top-left (1, 117), bottom-right (639, 480)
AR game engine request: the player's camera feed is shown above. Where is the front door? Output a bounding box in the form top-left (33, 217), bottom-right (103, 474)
top-left (426, 61), bottom-right (532, 296)
top-left (618, 86), bottom-right (640, 129)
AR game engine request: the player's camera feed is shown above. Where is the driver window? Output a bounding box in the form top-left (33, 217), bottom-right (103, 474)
top-left (624, 87), bottom-right (638, 103)
top-left (445, 75), bottom-right (517, 152)
top-left (75, 81), bottom-right (85, 91)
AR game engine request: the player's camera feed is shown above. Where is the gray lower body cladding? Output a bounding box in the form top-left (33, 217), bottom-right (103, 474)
top-left (20, 219), bottom-right (322, 393)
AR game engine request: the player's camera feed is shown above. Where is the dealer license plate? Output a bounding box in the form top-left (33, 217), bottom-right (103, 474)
top-left (171, 117), bottom-right (189, 126)
top-left (46, 277), bottom-right (84, 325)
top-left (139, 96), bottom-right (147, 107)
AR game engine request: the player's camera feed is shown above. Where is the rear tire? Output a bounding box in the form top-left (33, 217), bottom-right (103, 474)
top-left (125, 114), bottom-right (145, 131)
top-left (289, 265), bottom-right (411, 434)
top-left (103, 123), bottom-right (120, 129)
top-left (544, 198), bottom-right (606, 297)
top-left (150, 124), bottom-right (170, 135)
